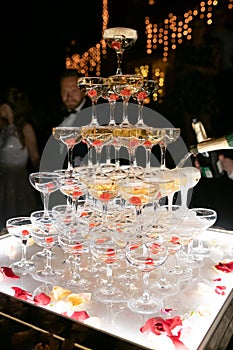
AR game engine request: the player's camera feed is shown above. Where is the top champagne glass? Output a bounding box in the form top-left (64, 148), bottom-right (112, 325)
top-left (103, 27), bottom-right (138, 75)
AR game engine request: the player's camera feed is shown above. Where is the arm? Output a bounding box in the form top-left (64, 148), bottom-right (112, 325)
top-left (23, 122), bottom-right (41, 171)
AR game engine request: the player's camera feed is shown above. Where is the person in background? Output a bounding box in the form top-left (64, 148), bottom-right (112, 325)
top-left (218, 153), bottom-right (233, 180)
top-left (0, 87), bottom-right (41, 232)
top-left (59, 69), bottom-right (93, 167)
top-left (40, 69), bottom-right (92, 171)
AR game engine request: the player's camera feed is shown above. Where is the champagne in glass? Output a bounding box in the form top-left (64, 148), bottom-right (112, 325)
top-left (6, 216), bottom-right (35, 274)
top-left (134, 79), bottom-right (158, 127)
top-left (77, 77), bottom-right (109, 127)
top-left (81, 125), bottom-right (113, 167)
top-left (103, 27), bottom-right (138, 75)
top-left (159, 128), bottom-right (180, 169)
top-left (108, 74), bottom-right (143, 127)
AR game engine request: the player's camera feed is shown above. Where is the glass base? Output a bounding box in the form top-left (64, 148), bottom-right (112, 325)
top-left (32, 269), bottom-right (61, 283)
top-left (127, 296), bottom-right (163, 314)
top-left (11, 260), bottom-right (35, 274)
top-left (93, 286), bottom-right (125, 303)
top-left (33, 284), bottom-right (53, 298)
top-left (64, 277), bottom-right (91, 292)
top-left (152, 280), bottom-right (180, 297)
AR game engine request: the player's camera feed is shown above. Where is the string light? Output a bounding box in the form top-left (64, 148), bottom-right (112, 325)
top-left (65, 0), bottom-right (232, 99)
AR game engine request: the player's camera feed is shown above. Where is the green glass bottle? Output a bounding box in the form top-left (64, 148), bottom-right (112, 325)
top-left (191, 118), bottom-right (224, 178)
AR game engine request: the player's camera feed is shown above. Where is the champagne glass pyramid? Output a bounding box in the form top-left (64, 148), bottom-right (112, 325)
top-left (77, 76), bottom-right (109, 127)
top-left (103, 27), bottom-right (138, 75)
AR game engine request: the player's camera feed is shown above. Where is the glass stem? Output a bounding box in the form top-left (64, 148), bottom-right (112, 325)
top-left (43, 193), bottom-right (50, 212)
top-left (137, 102), bottom-right (144, 125)
top-left (116, 51), bottom-right (124, 75)
top-left (44, 248), bottom-right (53, 273)
top-left (142, 271), bottom-right (150, 303)
top-left (67, 146), bottom-right (74, 172)
top-left (145, 147), bottom-right (152, 169)
top-left (109, 102), bottom-right (116, 126)
top-left (95, 146), bottom-right (102, 166)
top-left (106, 145), bottom-right (111, 164)
top-left (21, 239), bottom-right (27, 262)
top-left (102, 202), bottom-right (108, 227)
top-left (106, 263), bottom-right (114, 288)
top-left (135, 206), bottom-right (142, 235)
top-left (115, 146), bottom-right (120, 167)
top-left (160, 143), bottom-right (167, 169)
top-left (122, 99), bottom-right (130, 125)
top-left (91, 100), bottom-right (98, 126)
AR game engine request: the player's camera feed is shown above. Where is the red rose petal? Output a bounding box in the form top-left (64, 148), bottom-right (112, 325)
top-left (1, 267), bottom-right (20, 279)
top-left (214, 261), bottom-right (233, 273)
top-left (12, 287), bottom-right (32, 298)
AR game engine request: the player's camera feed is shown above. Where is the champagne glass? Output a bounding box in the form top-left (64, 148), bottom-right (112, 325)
top-left (148, 205), bottom-right (184, 297)
top-left (102, 87), bottom-right (120, 127)
top-left (89, 232), bottom-right (126, 302)
top-left (175, 166), bottom-right (201, 209)
top-left (81, 125), bottom-right (113, 167)
top-left (57, 177), bottom-right (87, 213)
top-left (108, 74), bottom-right (143, 127)
top-left (6, 216), bottom-right (35, 274)
top-left (103, 27), bottom-right (138, 75)
top-left (77, 76), bottom-right (109, 127)
top-left (55, 212), bottom-right (91, 291)
top-left (126, 235), bottom-right (167, 314)
top-left (189, 207), bottom-right (217, 256)
top-left (143, 127), bottom-right (165, 171)
top-left (30, 210), bottom-right (60, 283)
top-left (52, 126), bottom-right (83, 172)
top-left (29, 172), bottom-right (60, 214)
top-left (118, 177), bottom-right (165, 235)
top-left (148, 167), bottom-right (187, 207)
top-left (159, 128), bottom-right (180, 169)
top-left (134, 79), bottom-right (158, 127)
top-left (112, 126), bottom-right (148, 167)
top-left (87, 175), bottom-right (119, 227)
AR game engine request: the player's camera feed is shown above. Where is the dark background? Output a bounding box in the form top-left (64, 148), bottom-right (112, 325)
top-left (0, 0), bottom-right (212, 110)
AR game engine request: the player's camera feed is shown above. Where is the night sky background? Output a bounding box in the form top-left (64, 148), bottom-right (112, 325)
top-left (0, 0), bottom-right (231, 111)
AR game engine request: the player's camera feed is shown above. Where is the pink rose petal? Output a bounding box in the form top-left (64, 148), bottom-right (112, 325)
top-left (62, 310), bottom-right (89, 321)
top-left (33, 292), bottom-right (51, 305)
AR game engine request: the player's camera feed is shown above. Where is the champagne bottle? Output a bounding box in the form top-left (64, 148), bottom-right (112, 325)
top-left (190, 132), bottom-right (233, 153)
top-left (191, 118), bottom-right (225, 178)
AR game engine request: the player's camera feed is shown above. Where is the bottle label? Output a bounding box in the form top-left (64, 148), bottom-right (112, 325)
top-left (201, 166), bottom-right (213, 178)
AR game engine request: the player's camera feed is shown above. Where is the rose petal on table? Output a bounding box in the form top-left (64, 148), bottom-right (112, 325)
top-left (62, 310), bottom-right (89, 321)
top-left (140, 316), bottom-right (182, 337)
top-left (11, 287), bottom-right (32, 299)
top-left (214, 261), bottom-right (233, 273)
top-left (1, 266), bottom-right (20, 279)
top-left (33, 292), bottom-right (51, 305)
